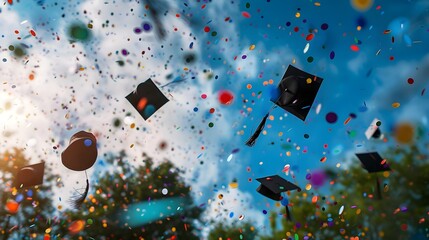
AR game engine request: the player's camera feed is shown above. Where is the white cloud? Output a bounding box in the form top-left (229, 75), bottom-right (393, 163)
top-left (347, 53), bottom-right (367, 75)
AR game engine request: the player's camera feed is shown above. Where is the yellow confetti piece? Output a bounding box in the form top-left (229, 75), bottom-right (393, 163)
top-left (305, 184), bottom-right (312, 190)
top-left (295, 12), bottom-right (301, 18)
top-left (314, 2), bottom-right (321, 6)
top-left (306, 78), bottom-right (312, 84)
top-left (392, 102), bottom-right (400, 108)
top-left (249, 44), bottom-right (256, 50)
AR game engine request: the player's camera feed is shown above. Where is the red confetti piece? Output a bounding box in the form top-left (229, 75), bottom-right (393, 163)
top-left (242, 11), bottom-right (251, 18)
top-left (407, 78), bottom-right (414, 84)
top-left (30, 29), bottom-right (36, 37)
top-left (225, 17), bottom-right (230, 21)
top-left (201, 4), bottom-right (206, 9)
top-left (306, 33), bottom-right (314, 41)
top-left (203, 26), bottom-right (210, 32)
top-left (218, 90), bottom-right (234, 105)
top-left (350, 45), bottom-right (359, 51)
top-left (7, 0), bottom-right (12, 4)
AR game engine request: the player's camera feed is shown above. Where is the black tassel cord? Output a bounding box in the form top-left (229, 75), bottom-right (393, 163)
top-left (376, 176), bottom-right (382, 200)
top-left (285, 205), bottom-right (292, 221)
top-left (246, 87), bottom-right (287, 147)
top-left (245, 113), bottom-right (270, 146)
top-left (70, 171), bottom-right (90, 209)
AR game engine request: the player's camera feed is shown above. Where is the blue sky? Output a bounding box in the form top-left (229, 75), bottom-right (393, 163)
top-left (0, 0), bottom-right (428, 236)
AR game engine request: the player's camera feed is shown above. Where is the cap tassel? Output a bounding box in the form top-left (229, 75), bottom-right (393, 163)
top-left (376, 176), bottom-right (382, 200)
top-left (285, 205), bottom-right (292, 221)
top-left (246, 113), bottom-right (269, 147)
top-left (70, 172), bottom-right (90, 209)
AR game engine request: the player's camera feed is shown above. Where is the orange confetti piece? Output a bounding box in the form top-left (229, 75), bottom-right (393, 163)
top-left (312, 196), bottom-right (319, 203)
top-left (137, 98), bottom-right (147, 111)
top-left (344, 117), bottom-right (352, 125)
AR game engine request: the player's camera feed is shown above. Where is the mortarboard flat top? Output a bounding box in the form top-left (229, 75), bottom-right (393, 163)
top-left (365, 118), bottom-right (383, 140)
top-left (126, 78), bottom-right (169, 120)
top-left (356, 152), bottom-right (391, 173)
top-left (15, 162), bottom-right (45, 188)
top-left (256, 175), bottom-right (300, 201)
top-left (271, 65), bottom-right (323, 121)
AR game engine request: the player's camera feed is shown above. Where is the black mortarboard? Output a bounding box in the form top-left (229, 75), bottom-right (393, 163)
top-left (126, 78), bottom-right (169, 120)
top-left (62, 131), bottom-right (98, 208)
top-left (272, 65), bottom-right (323, 121)
top-left (246, 65), bottom-right (323, 146)
top-left (356, 152), bottom-right (391, 200)
top-left (15, 162), bottom-right (45, 188)
top-left (256, 175), bottom-right (301, 200)
top-left (256, 175), bottom-right (300, 221)
top-left (356, 152), bottom-right (391, 173)
top-left (62, 131), bottom-right (98, 171)
top-left (365, 118), bottom-right (384, 140)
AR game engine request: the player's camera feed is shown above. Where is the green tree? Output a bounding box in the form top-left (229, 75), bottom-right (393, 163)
top-left (262, 144), bottom-right (429, 240)
top-left (57, 150), bottom-right (203, 239)
top-left (0, 147), bottom-right (59, 240)
top-left (208, 221), bottom-right (258, 240)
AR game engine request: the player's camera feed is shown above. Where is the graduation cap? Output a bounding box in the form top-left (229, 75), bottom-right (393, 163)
top-left (15, 162), bottom-right (45, 188)
top-left (356, 152), bottom-right (391, 199)
top-left (126, 78), bottom-right (169, 120)
top-left (246, 65), bottom-right (323, 146)
top-left (365, 118), bottom-right (384, 140)
top-left (256, 175), bottom-right (301, 220)
top-left (61, 131), bottom-right (98, 208)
